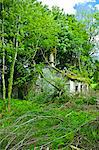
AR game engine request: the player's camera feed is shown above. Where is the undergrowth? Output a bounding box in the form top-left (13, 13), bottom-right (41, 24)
top-left (0, 97), bottom-right (98, 150)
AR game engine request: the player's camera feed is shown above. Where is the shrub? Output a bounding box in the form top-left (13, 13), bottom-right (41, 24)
top-left (83, 96), bottom-right (97, 105)
top-left (75, 95), bottom-right (97, 105)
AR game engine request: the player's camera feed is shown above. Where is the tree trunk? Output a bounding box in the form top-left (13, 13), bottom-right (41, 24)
top-left (1, 2), bottom-right (6, 101)
top-left (2, 48), bottom-right (6, 100)
top-left (8, 41), bottom-right (18, 112)
top-left (50, 52), bottom-right (55, 67)
top-left (7, 12), bottom-right (20, 111)
top-left (78, 55), bottom-right (83, 74)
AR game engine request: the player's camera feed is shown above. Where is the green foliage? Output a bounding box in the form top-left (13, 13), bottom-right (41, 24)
top-left (0, 0), bottom-right (60, 103)
top-left (0, 99), bottom-right (98, 149)
top-left (74, 95), bottom-right (97, 105)
top-left (1, 0), bottom-right (98, 102)
top-left (0, 1), bottom-right (98, 149)
top-left (51, 8), bottom-right (91, 70)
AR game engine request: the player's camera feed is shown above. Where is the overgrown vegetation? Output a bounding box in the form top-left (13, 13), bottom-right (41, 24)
top-left (0, 97), bottom-right (98, 150)
top-left (0, 0), bottom-right (99, 149)
top-left (0, 0), bottom-right (99, 105)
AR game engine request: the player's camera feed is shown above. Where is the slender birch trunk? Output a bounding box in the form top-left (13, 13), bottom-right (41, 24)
top-left (2, 44), bottom-right (6, 100)
top-left (8, 10), bottom-right (19, 111)
top-left (2, 1), bottom-right (6, 100)
top-left (8, 40), bottom-right (18, 112)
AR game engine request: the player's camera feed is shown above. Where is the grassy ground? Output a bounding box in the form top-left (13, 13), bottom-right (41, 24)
top-left (0, 98), bottom-right (98, 150)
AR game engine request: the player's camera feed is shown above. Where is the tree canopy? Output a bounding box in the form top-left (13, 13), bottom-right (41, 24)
top-left (0, 0), bottom-right (98, 110)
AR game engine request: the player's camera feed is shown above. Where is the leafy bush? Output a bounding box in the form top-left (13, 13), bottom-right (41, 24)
top-left (75, 95), bottom-right (97, 105)
top-left (83, 96), bottom-right (97, 105)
